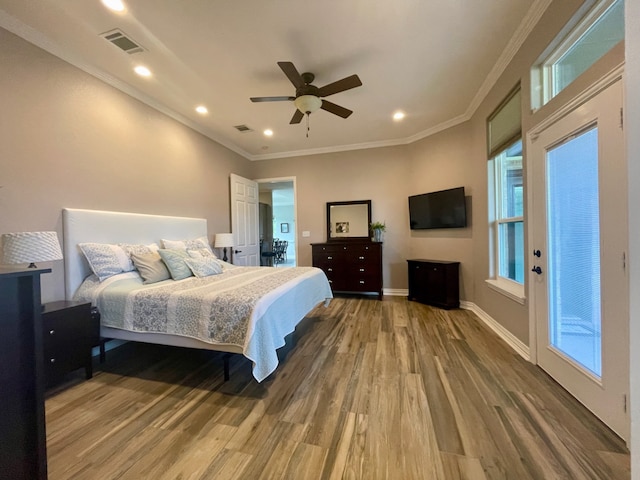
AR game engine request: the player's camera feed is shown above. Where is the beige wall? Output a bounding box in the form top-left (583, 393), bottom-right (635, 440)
top-left (0, 27), bottom-right (252, 302)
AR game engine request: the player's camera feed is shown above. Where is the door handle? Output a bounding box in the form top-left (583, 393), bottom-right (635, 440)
top-left (533, 249), bottom-right (541, 257)
top-left (531, 266), bottom-right (542, 274)
top-left (234, 249), bottom-right (242, 254)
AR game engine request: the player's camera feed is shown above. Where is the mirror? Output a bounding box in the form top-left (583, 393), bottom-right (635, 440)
top-left (327, 200), bottom-right (372, 241)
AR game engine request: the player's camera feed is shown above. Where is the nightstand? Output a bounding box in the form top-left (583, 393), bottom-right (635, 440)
top-left (41, 300), bottom-right (99, 385)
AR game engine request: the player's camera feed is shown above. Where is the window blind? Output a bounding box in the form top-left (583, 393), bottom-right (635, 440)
top-left (487, 87), bottom-right (521, 158)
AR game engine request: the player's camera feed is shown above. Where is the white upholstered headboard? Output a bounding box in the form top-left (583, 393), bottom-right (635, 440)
top-left (62, 208), bottom-right (208, 300)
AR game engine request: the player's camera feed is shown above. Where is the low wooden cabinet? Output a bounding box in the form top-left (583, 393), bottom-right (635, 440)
top-left (42, 300), bottom-right (97, 386)
top-left (407, 259), bottom-right (460, 309)
top-left (312, 241), bottom-right (383, 300)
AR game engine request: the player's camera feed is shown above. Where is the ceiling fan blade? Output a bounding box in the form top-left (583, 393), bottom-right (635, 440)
top-left (250, 96), bottom-right (295, 102)
top-left (317, 74), bottom-right (362, 97)
top-left (321, 100), bottom-right (353, 119)
top-left (290, 109), bottom-right (304, 124)
top-left (278, 61), bottom-right (304, 89)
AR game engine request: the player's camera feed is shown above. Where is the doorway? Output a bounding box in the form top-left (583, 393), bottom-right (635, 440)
top-left (257, 177), bottom-right (297, 267)
top-left (528, 80), bottom-right (628, 440)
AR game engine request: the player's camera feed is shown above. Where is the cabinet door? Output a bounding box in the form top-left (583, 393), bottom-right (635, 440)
top-left (425, 264), bottom-right (446, 303)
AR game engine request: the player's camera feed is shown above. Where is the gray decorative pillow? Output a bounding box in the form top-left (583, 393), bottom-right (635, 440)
top-left (187, 247), bottom-right (216, 259)
top-left (119, 243), bottom-right (159, 257)
top-left (184, 257), bottom-right (223, 278)
top-left (130, 251), bottom-right (171, 284)
top-left (158, 249), bottom-right (193, 280)
top-left (78, 243), bottom-right (133, 281)
top-left (162, 237), bottom-right (213, 253)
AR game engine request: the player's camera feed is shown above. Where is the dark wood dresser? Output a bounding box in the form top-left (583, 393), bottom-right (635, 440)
top-left (0, 267), bottom-right (50, 480)
top-left (407, 259), bottom-right (460, 309)
top-left (312, 241), bottom-right (383, 299)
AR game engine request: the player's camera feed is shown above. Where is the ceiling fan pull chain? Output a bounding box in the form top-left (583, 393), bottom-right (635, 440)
top-left (306, 113), bottom-right (310, 138)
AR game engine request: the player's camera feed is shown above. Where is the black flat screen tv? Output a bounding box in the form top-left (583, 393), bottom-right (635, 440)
top-left (409, 187), bottom-right (467, 230)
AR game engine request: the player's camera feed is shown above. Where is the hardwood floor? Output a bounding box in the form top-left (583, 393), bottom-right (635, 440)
top-left (45, 296), bottom-right (629, 479)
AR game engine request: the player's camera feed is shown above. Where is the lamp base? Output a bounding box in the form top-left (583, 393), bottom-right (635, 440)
top-left (28, 263), bottom-right (38, 268)
top-left (222, 248), bottom-right (228, 262)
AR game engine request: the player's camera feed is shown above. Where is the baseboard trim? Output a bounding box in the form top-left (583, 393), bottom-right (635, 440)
top-left (460, 301), bottom-right (530, 361)
top-left (383, 288), bottom-right (409, 297)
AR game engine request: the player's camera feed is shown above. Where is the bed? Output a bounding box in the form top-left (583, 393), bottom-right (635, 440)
top-left (62, 208), bottom-right (333, 382)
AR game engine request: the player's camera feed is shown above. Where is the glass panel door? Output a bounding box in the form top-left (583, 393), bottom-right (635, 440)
top-left (546, 127), bottom-right (601, 376)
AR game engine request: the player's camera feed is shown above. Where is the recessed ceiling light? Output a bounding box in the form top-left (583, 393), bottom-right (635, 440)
top-left (393, 111), bottom-right (406, 121)
top-left (195, 105), bottom-right (208, 114)
top-left (101, 0), bottom-right (125, 12)
top-left (134, 65), bottom-right (151, 77)
top-left (263, 129), bottom-right (273, 137)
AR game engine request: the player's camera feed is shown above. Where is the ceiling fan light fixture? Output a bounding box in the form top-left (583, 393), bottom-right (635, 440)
top-left (294, 95), bottom-right (322, 114)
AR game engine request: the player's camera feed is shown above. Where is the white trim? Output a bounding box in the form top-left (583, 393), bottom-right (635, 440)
top-left (485, 278), bottom-right (526, 305)
top-left (461, 301), bottom-right (531, 360)
top-left (529, 64), bottom-right (624, 134)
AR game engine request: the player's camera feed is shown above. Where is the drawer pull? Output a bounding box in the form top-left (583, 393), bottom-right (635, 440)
top-left (50, 358), bottom-right (56, 364)
top-left (359, 256), bottom-right (365, 260)
top-left (327, 256), bottom-right (333, 260)
top-left (359, 280), bottom-right (365, 284)
top-left (359, 268), bottom-right (365, 272)
top-left (328, 280), bottom-right (333, 284)
top-left (49, 329), bottom-right (55, 335)
top-left (328, 268), bottom-right (333, 272)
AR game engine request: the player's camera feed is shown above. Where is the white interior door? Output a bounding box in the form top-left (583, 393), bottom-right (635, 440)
top-left (529, 80), bottom-right (628, 440)
top-left (230, 174), bottom-right (260, 266)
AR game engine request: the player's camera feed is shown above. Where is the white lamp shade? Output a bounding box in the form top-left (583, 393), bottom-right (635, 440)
top-left (2, 231), bottom-right (63, 265)
top-left (214, 233), bottom-right (234, 248)
top-left (294, 95), bottom-right (322, 114)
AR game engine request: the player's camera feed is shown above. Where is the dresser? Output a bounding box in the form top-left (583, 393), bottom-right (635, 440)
top-left (407, 259), bottom-right (460, 309)
top-left (312, 241), bottom-right (383, 299)
top-left (0, 268), bottom-right (50, 480)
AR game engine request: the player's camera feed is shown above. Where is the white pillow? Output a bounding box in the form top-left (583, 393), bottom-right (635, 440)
top-left (78, 243), bottom-right (134, 281)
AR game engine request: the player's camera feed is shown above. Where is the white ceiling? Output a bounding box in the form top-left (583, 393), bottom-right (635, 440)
top-left (0, 0), bottom-right (549, 160)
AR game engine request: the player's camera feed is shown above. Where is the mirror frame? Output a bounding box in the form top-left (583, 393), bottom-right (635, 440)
top-left (326, 200), bottom-right (372, 242)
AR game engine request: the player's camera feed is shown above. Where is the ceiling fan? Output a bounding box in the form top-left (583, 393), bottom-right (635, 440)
top-left (250, 61), bottom-right (363, 125)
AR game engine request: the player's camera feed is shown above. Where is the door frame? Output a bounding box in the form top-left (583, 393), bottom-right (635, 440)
top-left (256, 176), bottom-right (298, 266)
top-left (526, 65), bottom-right (624, 366)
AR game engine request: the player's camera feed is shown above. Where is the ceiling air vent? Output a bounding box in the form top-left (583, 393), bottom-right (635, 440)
top-left (233, 125), bottom-right (253, 133)
top-left (101, 29), bottom-right (144, 54)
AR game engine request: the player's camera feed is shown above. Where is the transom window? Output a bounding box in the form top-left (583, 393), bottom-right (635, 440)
top-left (532, 0), bottom-right (624, 109)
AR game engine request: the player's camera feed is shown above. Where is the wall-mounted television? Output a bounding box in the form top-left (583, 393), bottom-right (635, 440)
top-left (409, 187), bottom-right (467, 230)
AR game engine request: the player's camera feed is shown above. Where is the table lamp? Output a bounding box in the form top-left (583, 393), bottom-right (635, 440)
top-left (214, 233), bottom-right (234, 262)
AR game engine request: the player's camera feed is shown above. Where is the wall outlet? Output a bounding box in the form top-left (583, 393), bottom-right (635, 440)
top-left (302, 231), bottom-right (310, 237)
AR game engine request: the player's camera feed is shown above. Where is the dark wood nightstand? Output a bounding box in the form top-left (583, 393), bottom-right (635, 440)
top-left (41, 300), bottom-right (99, 385)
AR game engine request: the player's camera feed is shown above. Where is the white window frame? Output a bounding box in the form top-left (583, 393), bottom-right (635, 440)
top-left (531, 0), bottom-right (623, 110)
top-left (487, 143), bottom-right (525, 304)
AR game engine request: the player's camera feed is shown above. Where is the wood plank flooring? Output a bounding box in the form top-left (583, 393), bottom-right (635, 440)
top-left (45, 296), bottom-right (629, 479)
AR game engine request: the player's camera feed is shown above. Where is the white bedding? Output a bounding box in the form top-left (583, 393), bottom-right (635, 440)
top-left (75, 266), bottom-right (332, 382)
